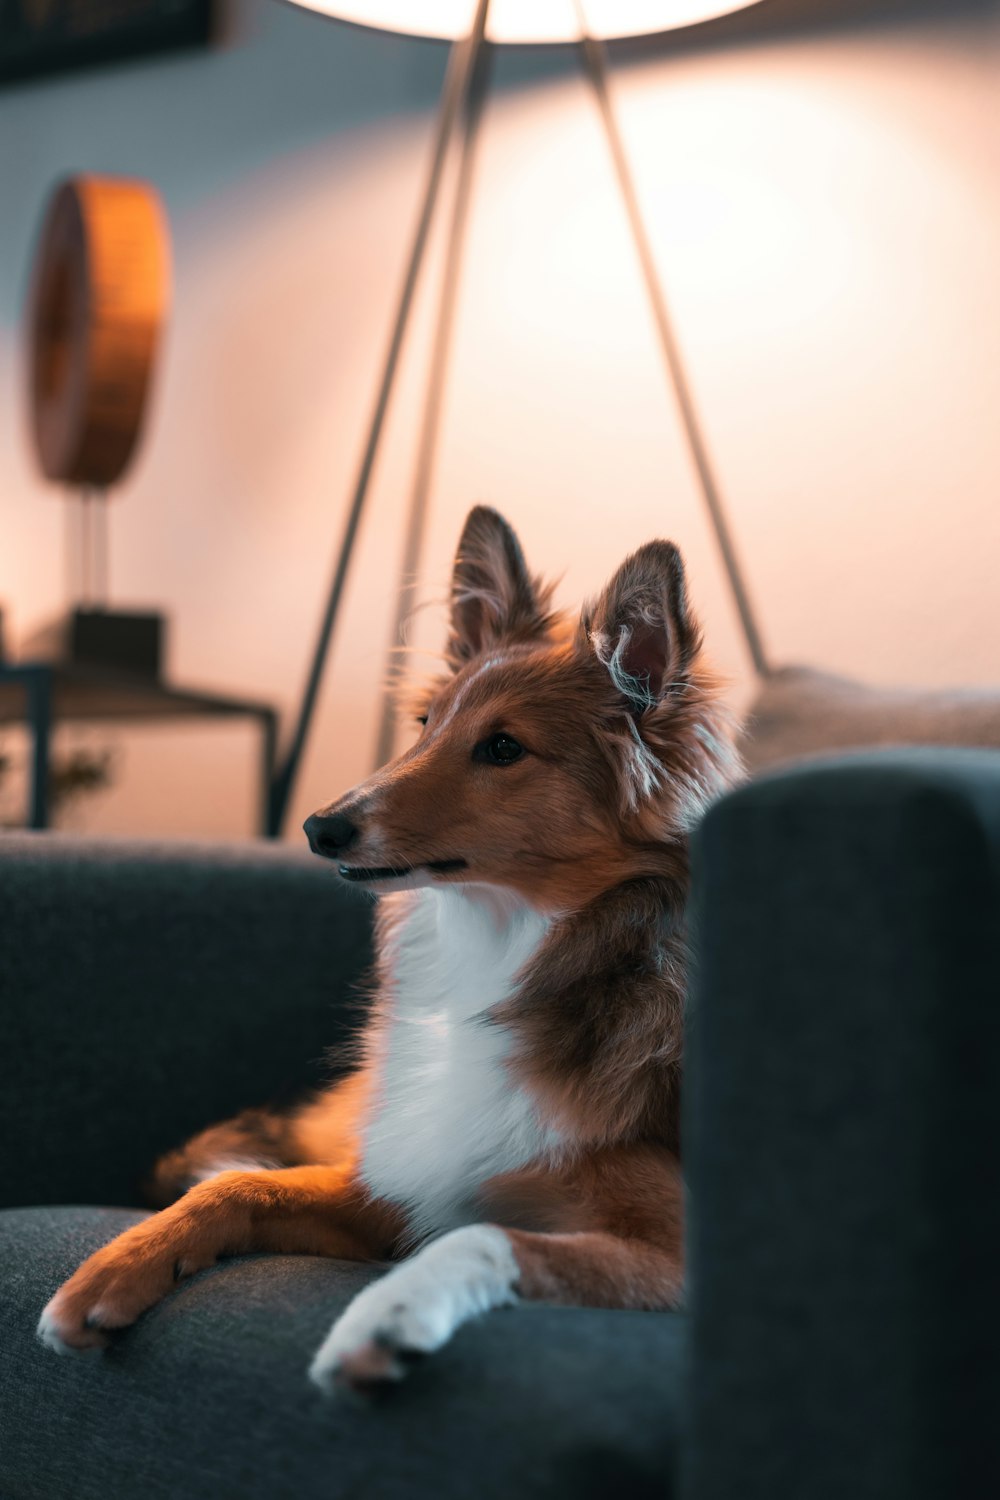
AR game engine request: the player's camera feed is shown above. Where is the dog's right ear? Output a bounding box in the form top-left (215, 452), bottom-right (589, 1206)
top-left (583, 540), bottom-right (701, 713)
top-left (446, 507), bottom-right (550, 669)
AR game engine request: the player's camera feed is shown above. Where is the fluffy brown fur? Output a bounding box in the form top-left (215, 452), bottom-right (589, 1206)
top-left (40, 505), bottom-right (742, 1380)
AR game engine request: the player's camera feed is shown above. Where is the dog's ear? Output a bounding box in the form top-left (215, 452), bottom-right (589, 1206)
top-left (447, 507), bottom-right (548, 668)
top-left (582, 541), bottom-right (701, 712)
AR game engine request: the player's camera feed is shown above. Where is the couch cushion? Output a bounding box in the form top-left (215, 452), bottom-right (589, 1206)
top-left (0, 835), bottom-right (375, 1213)
top-left (740, 665), bottom-right (1000, 774)
top-left (1, 1207), bottom-right (684, 1500)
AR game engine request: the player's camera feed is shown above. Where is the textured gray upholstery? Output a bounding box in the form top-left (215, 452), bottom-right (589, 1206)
top-left (3, 747), bottom-right (1000, 1498)
top-left (1, 1206), bottom-right (684, 1500)
top-left (0, 835), bottom-right (374, 1212)
top-left (0, 833), bottom-right (683, 1500)
top-left (685, 747), bottom-right (1000, 1500)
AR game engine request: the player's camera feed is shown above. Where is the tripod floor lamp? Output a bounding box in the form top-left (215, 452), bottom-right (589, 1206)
top-left (268, 0), bottom-right (771, 836)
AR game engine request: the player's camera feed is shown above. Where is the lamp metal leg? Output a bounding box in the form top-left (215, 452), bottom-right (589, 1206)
top-left (269, 0), bottom-right (494, 835)
top-left (574, 11), bottom-right (771, 680)
top-left (372, 39), bottom-right (495, 771)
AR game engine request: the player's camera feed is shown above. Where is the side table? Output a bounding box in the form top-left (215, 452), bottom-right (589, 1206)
top-left (0, 663), bottom-right (279, 836)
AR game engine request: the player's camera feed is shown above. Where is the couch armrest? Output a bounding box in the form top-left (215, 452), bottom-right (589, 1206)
top-left (0, 835), bottom-right (373, 1212)
top-left (684, 749), bottom-right (1000, 1500)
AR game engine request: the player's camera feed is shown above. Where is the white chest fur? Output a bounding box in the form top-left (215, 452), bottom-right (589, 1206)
top-left (359, 885), bottom-right (558, 1239)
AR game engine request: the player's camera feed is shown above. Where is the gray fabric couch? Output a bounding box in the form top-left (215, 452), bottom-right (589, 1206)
top-left (2, 745), bottom-right (999, 1498)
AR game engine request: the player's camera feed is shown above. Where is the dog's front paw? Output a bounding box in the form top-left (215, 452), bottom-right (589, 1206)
top-left (38, 1220), bottom-right (215, 1354)
top-left (309, 1223), bottom-right (518, 1393)
top-left (308, 1277), bottom-right (451, 1389)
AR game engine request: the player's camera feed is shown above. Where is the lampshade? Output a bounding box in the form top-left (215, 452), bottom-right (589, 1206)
top-left (285, 0), bottom-right (765, 45)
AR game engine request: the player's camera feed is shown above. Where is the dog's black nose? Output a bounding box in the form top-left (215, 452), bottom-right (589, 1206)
top-left (304, 811), bottom-right (359, 860)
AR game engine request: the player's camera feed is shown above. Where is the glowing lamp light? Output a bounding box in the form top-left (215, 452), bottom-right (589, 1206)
top-left (286, 0), bottom-right (765, 45)
top-left (270, 0), bottom-right (771, 833)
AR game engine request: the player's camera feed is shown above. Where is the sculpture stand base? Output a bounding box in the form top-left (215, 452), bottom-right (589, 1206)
top-left (22, 608), bottom-right (165, 680)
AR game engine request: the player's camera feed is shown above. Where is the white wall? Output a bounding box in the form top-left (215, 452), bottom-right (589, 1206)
top-left (0, 0), bottom-right (997, 838)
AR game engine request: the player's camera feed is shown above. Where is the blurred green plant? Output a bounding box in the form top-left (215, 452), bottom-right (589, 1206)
top-left (0, 741), bottom-right (116, 829)
top-left (50, 747), bottom-right (116, 808)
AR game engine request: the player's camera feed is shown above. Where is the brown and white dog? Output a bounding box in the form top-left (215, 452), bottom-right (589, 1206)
top-left (39, 505), bottom-right (741, 1389)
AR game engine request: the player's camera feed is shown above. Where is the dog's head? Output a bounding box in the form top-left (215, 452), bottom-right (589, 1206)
top-left (305, 506), bottom-right (740, 910)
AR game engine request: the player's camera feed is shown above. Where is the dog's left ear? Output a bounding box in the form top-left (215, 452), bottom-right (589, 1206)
top-left (447, 506), bottom-right (548, 668)
top-left (583, 541), bottom-right (701, 712)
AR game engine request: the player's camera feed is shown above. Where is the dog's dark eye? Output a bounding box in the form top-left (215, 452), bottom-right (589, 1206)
top-left (475, 733), bottom-right (524, 766)
top-left (416, 715), bottom-right (428, 727)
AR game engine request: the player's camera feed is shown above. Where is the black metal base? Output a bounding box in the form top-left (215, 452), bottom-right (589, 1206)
top-left (22, 608), bottom-right (165, 679)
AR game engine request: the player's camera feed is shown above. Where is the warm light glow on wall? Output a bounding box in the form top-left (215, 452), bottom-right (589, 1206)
top-left (285, 0), bottom-right (764, 44)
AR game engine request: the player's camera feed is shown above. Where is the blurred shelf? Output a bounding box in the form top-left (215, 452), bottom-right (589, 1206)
top-left (0, 662), bottom-right (278, 834)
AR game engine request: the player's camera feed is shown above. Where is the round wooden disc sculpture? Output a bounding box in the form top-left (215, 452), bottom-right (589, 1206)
top-left (27, 176), bottom-right (170, 487)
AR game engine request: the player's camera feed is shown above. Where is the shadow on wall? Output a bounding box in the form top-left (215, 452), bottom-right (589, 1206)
top-left (0, 0), bottom-right (997, 838)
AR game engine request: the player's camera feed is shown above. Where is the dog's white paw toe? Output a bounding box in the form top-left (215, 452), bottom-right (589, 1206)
top-left (308, 1290), bottom-right (445, 1392)
top-left (37, 1302), bottom-right (72, 1355)
top-left (310, 1335), bottom-right (403, 1392)
top-left (37, 1298), bottom-right (104, 1356)
top-left (309, 1224), bottom-right (519, 1392)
